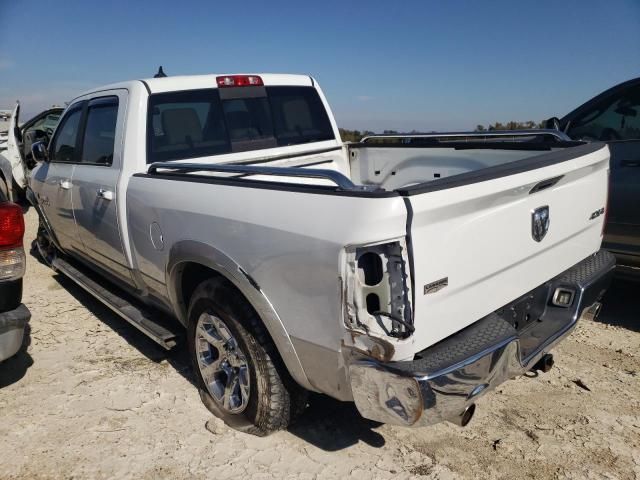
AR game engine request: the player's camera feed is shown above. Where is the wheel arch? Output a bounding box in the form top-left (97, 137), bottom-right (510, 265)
top-left (166, 240), bottom-right (314, 391)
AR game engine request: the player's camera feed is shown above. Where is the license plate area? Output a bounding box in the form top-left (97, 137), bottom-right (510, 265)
top-left (493, 283), bottom-right (552, 331)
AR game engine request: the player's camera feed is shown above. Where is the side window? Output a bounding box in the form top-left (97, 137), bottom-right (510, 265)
top-left (568, 84), bottom-right (640, 141)
top-left (42, 113), bottom-right (61, 132)
top-left (50, 107), bottom-right (83, 163)
top-left (27, 117), bottom-right (47, 132)
top-left (81, 97), bottom-right (118, 165)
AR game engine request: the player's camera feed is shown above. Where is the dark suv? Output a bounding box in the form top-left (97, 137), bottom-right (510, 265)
top-left (548, 77), bottom-right (640, 273)
top-left (0, 190), bottom-right (29, 362)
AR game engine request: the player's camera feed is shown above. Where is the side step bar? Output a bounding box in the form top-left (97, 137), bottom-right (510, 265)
top-left (52, 257), bottom-right (179, 350)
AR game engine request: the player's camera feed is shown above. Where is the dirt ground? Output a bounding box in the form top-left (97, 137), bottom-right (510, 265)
top-left (1, 210), bottom-right (639, 479)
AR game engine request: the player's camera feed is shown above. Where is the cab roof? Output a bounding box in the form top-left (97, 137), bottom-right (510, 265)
top-left (72, 73), bottom-right (315, 101)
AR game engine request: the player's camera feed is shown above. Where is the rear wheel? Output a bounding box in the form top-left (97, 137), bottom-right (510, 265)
top-left (187, 277), bottom-right (307, 436)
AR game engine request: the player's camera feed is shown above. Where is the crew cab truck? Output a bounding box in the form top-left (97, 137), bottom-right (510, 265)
top-left (28, 73), bottom-right (615, 435)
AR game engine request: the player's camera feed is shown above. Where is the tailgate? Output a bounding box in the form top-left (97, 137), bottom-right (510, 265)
top-left (404, 143), bottom-right (610, 348)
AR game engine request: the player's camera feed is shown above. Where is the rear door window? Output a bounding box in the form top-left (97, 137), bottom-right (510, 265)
top-left (147, 86), bottom-right (335, 163)
top-left (80, 97), bottom-right (118, 165)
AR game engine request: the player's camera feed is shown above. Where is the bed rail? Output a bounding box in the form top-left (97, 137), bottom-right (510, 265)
top-left (147, 162), bottom-right (377, 191)
top-left (360, 129), bottom-right (572, 143)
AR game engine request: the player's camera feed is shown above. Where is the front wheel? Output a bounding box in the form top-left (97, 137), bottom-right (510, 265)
top-left (32, 218), bottom-right (57, 268)
top-left (187, 278), bottom-right (307, 436)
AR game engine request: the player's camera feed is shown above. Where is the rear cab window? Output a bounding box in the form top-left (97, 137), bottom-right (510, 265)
top-left (146, 86), bottom-right (334, 163)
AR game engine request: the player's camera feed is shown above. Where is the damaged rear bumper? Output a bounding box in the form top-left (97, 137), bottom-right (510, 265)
top-left (348, 250), bottom-right (616, 427)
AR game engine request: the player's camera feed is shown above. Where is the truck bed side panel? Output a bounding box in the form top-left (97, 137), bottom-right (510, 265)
top-left (126, 177), bottom-right (407, 395)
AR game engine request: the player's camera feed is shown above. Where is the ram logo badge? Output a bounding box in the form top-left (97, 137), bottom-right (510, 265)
top-left (424, 277), bottom-right (449, 295)
top-left (531, 206), bottom-right (550, 242)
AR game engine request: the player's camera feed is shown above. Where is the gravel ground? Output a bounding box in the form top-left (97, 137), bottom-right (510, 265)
top-left (1, 210), bottom-right (639, 479)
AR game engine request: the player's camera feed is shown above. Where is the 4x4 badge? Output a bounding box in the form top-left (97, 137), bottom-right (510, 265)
top-left (532, 206), bottom-right (550, 242)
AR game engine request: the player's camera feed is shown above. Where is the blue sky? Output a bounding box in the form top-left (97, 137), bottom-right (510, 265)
top-left (1, 0), bottom-right (639, 131)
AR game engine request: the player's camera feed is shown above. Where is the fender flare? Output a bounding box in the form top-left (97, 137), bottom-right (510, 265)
top-left (0, 154), bottom-right (15, 201)
top-left (166, 240), bottom-right (314, 392)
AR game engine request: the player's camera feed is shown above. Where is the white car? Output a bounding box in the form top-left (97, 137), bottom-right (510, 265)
top-left (27, 73), bottom-right (615, 435)
top-left (0, 104), bottom-right (63, 202)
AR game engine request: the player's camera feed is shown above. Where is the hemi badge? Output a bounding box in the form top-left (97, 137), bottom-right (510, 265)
top-left (424, 277), bottom-right (448, 295)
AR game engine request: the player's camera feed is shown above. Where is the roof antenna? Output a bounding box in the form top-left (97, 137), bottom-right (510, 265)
top-left (154, 66), bottom-right (167, 78)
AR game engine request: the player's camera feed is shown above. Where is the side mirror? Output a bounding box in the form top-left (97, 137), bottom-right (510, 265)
top-left (31, 141), bottom-right (49, 162)
top-left (544, 117), bottom-right (561, 130)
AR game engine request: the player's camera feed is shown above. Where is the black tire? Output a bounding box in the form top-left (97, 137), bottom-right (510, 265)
top-left (187, 277), bottom-right (307, 436)
top-left (32, 217), bottom-right (58, 268)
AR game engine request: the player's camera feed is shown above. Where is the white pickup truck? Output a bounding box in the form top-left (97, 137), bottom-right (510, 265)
top-left (28, 73), bottom-right (615, 435)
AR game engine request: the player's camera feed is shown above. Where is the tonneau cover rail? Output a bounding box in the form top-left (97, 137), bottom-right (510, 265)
top-left (147, 162), bottom-right (377, 191)
top-left (361, 129), bottom-right (571, 143)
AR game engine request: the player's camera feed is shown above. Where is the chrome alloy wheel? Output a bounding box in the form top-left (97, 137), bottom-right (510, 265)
top-left (195, 313), bottom-right (251, 414)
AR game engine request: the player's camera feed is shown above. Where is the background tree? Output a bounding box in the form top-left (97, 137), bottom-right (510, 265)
top-left (478, 120), bottom-right (546, 131)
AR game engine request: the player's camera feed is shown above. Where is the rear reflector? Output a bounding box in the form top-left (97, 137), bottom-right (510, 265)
top-left (0, 202), bottom-right (25, 249)
top-left (216, 75), bottom-right (263, 88)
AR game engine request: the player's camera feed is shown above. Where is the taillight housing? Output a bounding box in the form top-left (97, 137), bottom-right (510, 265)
top-left (0, 202), bottom-right (26, 281)
top-left (0, 203), bottom-right (25, 249)
top-left (216, 75), bottom-right (263, 88)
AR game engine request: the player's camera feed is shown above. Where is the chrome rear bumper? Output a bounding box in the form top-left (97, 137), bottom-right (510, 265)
top-left (349, 250), bottom-right (616, 427)
top-left (0, 304), bottom-right (30, 362)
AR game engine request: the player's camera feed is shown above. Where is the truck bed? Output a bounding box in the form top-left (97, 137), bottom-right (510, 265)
top-left (136, 140), bottom-right (609, 363)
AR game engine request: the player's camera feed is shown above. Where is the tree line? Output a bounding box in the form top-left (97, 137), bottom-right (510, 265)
top-left (339, 121), bottom-right (545, 142)
top-left (475, 121), bottom-right (546, 131)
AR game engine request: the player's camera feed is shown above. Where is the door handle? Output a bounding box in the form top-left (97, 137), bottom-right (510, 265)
top-left (59, 179), bottom-right (71, 190)
top-left (97, 188), bottom-right (114, 201)
top-left (622, 160), bottom-right (640, 167)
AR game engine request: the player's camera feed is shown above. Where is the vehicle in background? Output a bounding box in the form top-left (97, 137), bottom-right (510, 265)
top-left (546, 77), bottom-right (640, 274)
top-left (0, 188), bottom-right (30, 362)
top-left (0, 110), bottom-right (10, 150)
top-left (0, 104), bottom-right (63, 202)
top-left (29, 73), bottom-right (614, 435)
